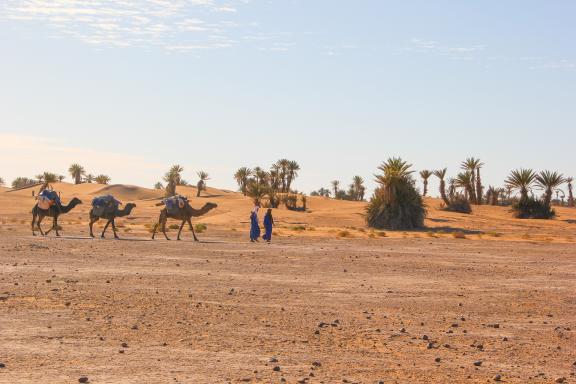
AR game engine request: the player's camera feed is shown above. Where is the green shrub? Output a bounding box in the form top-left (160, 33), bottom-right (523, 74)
top-left (443, 196), bottom-right (472, 214)
top-left (512, 196), bottom-right (555, 219)
top-left (195, 223), bottom-right (207, 233)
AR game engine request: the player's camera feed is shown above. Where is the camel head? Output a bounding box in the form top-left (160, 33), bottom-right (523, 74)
top-left (70, 197), bottom-right (83, 206)
top-left (187, 202), bottom-right (218, 217)
top-left (204, 202), bottom-right (218, 211)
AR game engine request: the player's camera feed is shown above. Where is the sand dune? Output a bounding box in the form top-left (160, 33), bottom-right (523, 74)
top-left (93, 184), bottom-right (164, 201)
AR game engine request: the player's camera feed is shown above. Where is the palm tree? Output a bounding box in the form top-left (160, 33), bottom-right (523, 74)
top-left (0, 177), bottom-right (4, 187)
top-left (257, 168), bottom-right (270, 186)
top-left (317, 187), bottom-right (331, 197)
top-left (433, 168), bottom-right (450, 206)
top-left (286, 160), bottom-right (300, 192)
top-left (234, 167), bottom-right (252, 195)
top-left (269, 164), bottom-right (281, 192)
top-left (331, 180), bottom-right (340, 199)
top-left (366, 157), bottom-right (425, 229)
top-left (276, 159), bottom-right (290, 192)
top-left (154, 182), bottom-right (164, 190)
top-left (535, 170), bottom-right (566, 208)
top-left (460, 158), bottom-right (483, 204)
top-left (38, 172), bottom-right (58, 192)
top-left (196, 171), bottom-right (210, 197)
top-left (163, 164), bottom-right (184, 197)
top-left (84, 174), bottom-right (95, 183)
top-left (68, 164), bottom-right (85, 185)
top-left (505, 169), bottom-right (537, 202)
top-left (94, 175), bottom-right (111, 184)
top-left (454, 171), bottom-right (474, 200)
top-left (57, 175), bottom-right (65, 182)
top-left (567, 177), bottom-right (574, 207)
top-left (419, 170), bottom-right (432, 197)
top-left (486, 186), bottom-right (500, 206)
top-left (351, 176), bottom-right (365, 201)
top-left (246, 179), bottom-right (267, 204)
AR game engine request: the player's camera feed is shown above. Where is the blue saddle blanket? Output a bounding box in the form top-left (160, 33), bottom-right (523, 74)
top-left (92, 195), bottom-right (121, 216)
top-left (38, 189), bottom-right (60, 205)
top-left (164, 195), bottom-right (187, 214)
top-left (92, 195), bottom-right (121, 208)
top-left (39, 190), bottom-right (59, 202)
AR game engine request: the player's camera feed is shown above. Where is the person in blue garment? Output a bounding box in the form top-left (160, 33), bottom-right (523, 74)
top-left (249, 203), bottom-right (261, 242)
top-left (262, 208), bottom-right (274, 243)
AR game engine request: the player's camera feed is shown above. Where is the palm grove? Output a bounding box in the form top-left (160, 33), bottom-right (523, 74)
top-left (7, 164), bottom-right (111, 190)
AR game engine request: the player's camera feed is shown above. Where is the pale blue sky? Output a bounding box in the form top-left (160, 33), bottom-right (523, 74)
top-left (1, 1), bottom-right (575, 196)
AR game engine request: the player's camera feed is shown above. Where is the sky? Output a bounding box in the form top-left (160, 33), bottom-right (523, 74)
top-left (1, 0), bottom-right (575, 197)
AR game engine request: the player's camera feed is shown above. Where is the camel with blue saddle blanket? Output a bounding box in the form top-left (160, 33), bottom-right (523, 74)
top-left (32, 190), bottom-right (82, 236)
top-left (89, 195), bottom-right (136, 239)
top-left (152, 195), bottom-right (217, 241)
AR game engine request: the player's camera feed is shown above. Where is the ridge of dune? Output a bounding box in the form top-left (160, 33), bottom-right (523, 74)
top-left (93, 184), bottom-right (165, 201)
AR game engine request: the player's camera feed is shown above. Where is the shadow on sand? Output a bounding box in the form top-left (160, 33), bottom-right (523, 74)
top-left (421, 226), bottom-right (483, 235)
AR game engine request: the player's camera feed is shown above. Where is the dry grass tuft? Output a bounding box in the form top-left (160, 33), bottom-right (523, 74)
top-left (337, 230), bottom-right (353, 238)
top-left (452, 231), bottom-right (466, 239)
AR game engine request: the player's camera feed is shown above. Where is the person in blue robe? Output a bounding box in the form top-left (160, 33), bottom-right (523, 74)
top-left (249, 210), bottom-right (260, 242)
top-left (262, 209), bottom-right (274, 243)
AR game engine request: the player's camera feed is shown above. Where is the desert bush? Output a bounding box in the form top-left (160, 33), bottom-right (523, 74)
top-left (512, 196), bottom-right (555, 219)
top-left (443, 196), bottom-right (472, 214)
top-left (168, 224), bottom-right (180, 230)
top-left (195, 223), bottom-right (207, 233)
top-left (366, 158), bottom-right (426, 230)
top-left (337, 230), bottom-right (352, 238)
top-left (452, 231), bottom-right (466, 239)
top-left (291, 225), bottom-right (306, 231)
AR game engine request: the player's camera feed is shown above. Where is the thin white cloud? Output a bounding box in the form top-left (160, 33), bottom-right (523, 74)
top-left (0, 0), bottom-right (258, 51)
top-left (407, 38), bottom-right (486, 59)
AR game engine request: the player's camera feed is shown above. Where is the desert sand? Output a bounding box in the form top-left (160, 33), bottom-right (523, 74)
top-left (1, 183), bottom-right (575, 383)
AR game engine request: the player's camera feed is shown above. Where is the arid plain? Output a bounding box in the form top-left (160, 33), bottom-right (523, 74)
top-left (1, 183), bottom-right (575, 383)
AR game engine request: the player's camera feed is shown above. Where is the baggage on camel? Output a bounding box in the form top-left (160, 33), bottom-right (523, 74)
top-left (37, 190), bottom-right (60, 210)
top-left (91, 195), bottom-right (122, 217)
top-left (163, 195), bottom-right (188, 215)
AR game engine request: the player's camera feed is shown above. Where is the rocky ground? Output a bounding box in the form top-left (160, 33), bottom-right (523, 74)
top-left (1, 231), bottom-right (575, 383)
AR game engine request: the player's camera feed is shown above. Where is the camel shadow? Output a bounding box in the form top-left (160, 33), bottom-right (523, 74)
top-left (563, 219), bottom-right (576, 224)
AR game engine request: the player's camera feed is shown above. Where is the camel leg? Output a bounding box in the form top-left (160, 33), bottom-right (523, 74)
top-left (54, 216), bottom-right (61, 237)
top-left (177, 219), bottom-right (186, 241)
top-left (32, 210), bottom-right (37, 236)
top-left (101, 220), bottom-right (111, 238)
top-left (161, 215), bottom-right (170, 241)
top-left (37, 215), bottom-right (46, 236)
top-left (187, 217), bottom-right (199, 242)
top-left (111, 219), bottom-right (120, 239)
top-left (89, 216), bottom-right (99, 238)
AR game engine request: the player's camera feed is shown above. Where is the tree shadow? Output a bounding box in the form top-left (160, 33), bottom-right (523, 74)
top-left (421, 226), bottom-right (484, 235)
top-left (428, 218), bottom-right (453, 223)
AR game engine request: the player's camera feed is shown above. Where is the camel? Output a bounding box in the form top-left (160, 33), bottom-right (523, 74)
top-left (152, 201), bottom-right (217, 241)
top-left (32, 198), bottom-right (82, 236)
top-left (89, 203), bottom-right (137, 239)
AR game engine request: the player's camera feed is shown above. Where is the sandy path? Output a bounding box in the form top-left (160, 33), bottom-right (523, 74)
top-left (1, 231), bottom-right (575, 383)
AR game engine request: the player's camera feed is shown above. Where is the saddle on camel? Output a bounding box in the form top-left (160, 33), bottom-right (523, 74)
top-left (91, 195), bottom-right (122, 216)
top-left (37, 189), bottom-right (61, 210)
